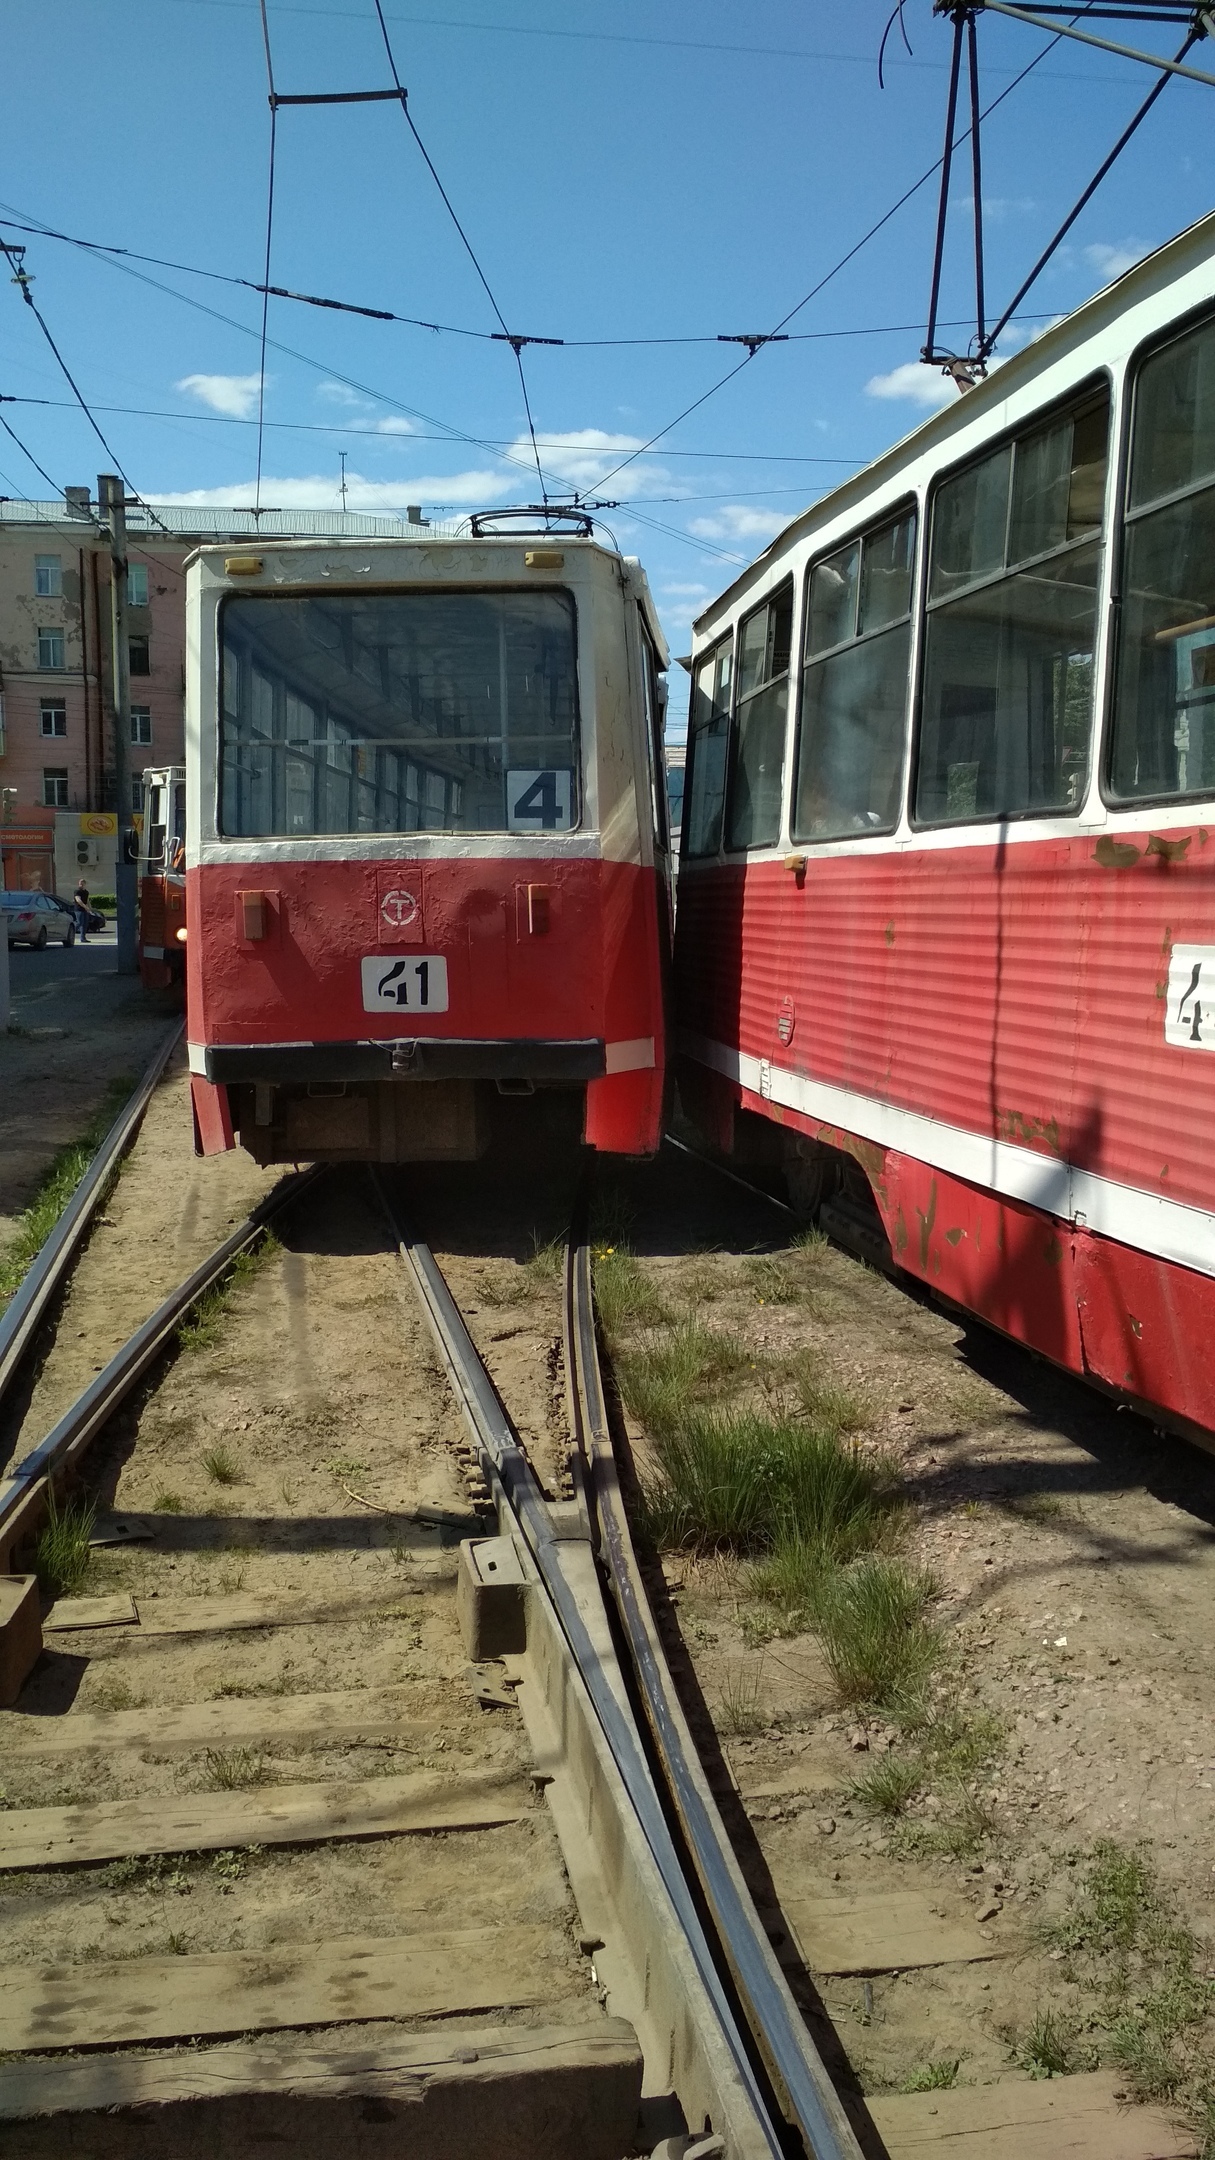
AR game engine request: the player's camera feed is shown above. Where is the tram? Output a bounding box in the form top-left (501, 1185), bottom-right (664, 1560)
top-left (137, 765), bottom-right (186, 992)
top-left (183, 524), bottom-right (671, 1166)
top-left (674, 209), bottom-right (1215, 1446)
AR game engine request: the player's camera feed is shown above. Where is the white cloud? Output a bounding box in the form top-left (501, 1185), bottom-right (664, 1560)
top-left (507, 428), bottom-right (670, 497)
top-left (686, 505), bottom-right (787, 544)
top-left (661, 582), bottom-right (713, 600)
top-left (176, 372), bottom-right (266, 420)
top-left (865, 361), bottom-right (957, 409)
top-left (316, 380), bottom-right (367, 408)
top-left (150, 468), bottom-right (513, 512)
top-left (1085, 241), bottom-right (1146, 285)
top-left (375, 417), bottom-right (415, 436)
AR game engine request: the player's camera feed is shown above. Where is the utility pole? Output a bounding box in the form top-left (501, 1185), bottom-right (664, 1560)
top-left (98, 474), bottom-right (137, 975)
top-left (339, 449), bottom-right (348, 510)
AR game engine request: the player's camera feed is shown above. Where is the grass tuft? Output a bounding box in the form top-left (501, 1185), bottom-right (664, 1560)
top-left (523, 1232), bottom-right (563, 1284)
top-left (796, 1558), bottom-right (942, 1709)
top-left (644, 1414), bottom-right (891, 1560)
top-left (1020, 2008), bottom-right (1074, 2079)
top-left (152, 1488), bottom-right (185, 1514)
top-left (593, 1244), bottom-right (667, 1336)
top-left (202, 1445), bottom-right (242, 1486)
top-left (618, 1320), bottom-right (750, 1437)
top-left (718, 1660), bottom-right (766, 1737)
top-left (178, 1234), bottom-right (279, 1353)
top-left (35, 1490), bottom-right (97, 1597)
top-left (850, 1754), bottom-right (922, 1817)
top-left (203, 1747), bottom-right (270, 1790)
top-left (904, 2059), bottom-right (960, 2092)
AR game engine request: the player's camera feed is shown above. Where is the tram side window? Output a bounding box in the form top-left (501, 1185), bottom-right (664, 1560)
top-left (725, 582), bottom-right (793, 851)
top-left (916, 389), bottom-right (1109, 825)
top-left (1110, 313), bottom-right (1215, 802)
top-left (219, 590), bottom-right (579, 837)
top-left (794, 506), bottom-right (916, 842)
top-left (683, 636), bottom-right (732, 857)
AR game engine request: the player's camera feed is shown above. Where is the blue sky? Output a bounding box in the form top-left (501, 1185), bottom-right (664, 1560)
top-left (1, 0), bottom-right (1212, 690)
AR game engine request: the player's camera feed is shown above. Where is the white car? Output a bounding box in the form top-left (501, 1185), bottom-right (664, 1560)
top-left (3, 891), bottom-right (75, 950)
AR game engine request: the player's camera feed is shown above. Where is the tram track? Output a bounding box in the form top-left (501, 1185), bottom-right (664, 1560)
top-left (0, 1137), bottom-right (861, 2160)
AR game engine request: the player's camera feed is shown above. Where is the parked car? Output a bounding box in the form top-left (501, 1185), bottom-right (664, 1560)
top-left (2, 891), bottom-right (75, 949)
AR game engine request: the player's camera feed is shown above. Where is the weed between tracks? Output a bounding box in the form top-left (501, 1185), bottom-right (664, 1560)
top-left (0, 1077), bottom-right (133, 1309)
top-left (34, 1490), bottom-right (97, 1596)
top-left (178, 1233), bottom-right (280, 1354)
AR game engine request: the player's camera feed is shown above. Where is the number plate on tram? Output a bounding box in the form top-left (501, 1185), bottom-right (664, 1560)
top-left (362, 955), bottom-right (449, 1014)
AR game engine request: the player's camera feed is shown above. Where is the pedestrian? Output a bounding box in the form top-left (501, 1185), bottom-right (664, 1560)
top-left (72, 874), bottom-right (91, 943)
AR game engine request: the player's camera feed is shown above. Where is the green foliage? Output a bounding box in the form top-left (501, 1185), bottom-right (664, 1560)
top-left (850, 1753), bottom-right (922, 1817)
top-left (202, 1445), bottom-right (242, 1486)
top-left (178, 1234), bottom-right (279, 1352)
top-left (203, 1747), bottom-right (270, 1790)
top-left (1020, 2009), bottom-right (1074, 2079)
top-left (0, 1079), bottom-right (132, 1308)
top-left (523, 1232), bottom-right (564, 1284)
top-left (904, 2059), bottom-right (960, 2092)
top-left (592, 1244), bottom-right (667, 1335)
top-left (618, 1319), bottom-right (750, 1437)
top-left (35, 1489), bottom-right (97, 1596)
top-left (152, 1488), bottom-right (184, 1513)
top-left (795, 1558), bottom-right (942, 1709)
top-left (717, 1660), bottom-right (766, 1736)
top-left (644, 1413), bottom-right (891, 1560)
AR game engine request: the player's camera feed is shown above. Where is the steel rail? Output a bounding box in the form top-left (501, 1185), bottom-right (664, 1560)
top-left (372, 1171), bottom-right (787, 2160)
top-left (565, 1230), bottom-right (863, 2160)
top-left (0, 1164), bottom-right (322, 1545)
top-left (0, 1019), bottom-right (185, 1410)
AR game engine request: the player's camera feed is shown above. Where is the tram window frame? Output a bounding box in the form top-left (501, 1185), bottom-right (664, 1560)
top-left (681, 630), bottom-right (734, 859)
top-left (912, 375), bottom-right (1111, 831)
top-left (723, 578), bottom-right (794, 853)
top-left (638, 618), bottom-right (670, 853)
top-left (215, 584), bottom-right (583, 841)
top-left (792, 499), bottom-right (917, 845)
top-left (1105, 303), bottom-right (1215, 810)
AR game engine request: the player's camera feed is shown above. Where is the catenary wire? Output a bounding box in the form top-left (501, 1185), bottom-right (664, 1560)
top-left (368, 0), bottom-right (549, 501)
top-left (0, 236), bottom-right (171, 535)
top-left (586, 15), bottom-right (1074, 500)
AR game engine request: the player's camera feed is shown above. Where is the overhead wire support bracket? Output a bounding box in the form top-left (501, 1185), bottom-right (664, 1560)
top-left (491, 333), bottom-right (564, 350)
top-left (718, 334), bottom-right (789, 353)
top-left (976, 1), bottom-right (1215, 85)
top-left (270, 88), bottom-right (407, 106)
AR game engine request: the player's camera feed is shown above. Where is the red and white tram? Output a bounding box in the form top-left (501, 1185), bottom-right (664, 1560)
top-left (184, 525), bottom-right (670, 1166)
top-left (674, 210), bottom-right (1215, 1447)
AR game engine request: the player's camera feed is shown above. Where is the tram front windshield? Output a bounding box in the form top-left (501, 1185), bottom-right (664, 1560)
top-left (218, 588), bottom-right (580, 837)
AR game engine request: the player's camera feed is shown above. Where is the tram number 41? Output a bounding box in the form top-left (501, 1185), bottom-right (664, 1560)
top-left (361, 954), bottom-right (449, 1014)
top-left (1165, 943), bottom-right (1215, 1051)
top-left (506, 768), bottom-right (573, 833)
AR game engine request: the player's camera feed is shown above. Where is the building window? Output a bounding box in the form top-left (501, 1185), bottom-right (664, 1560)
top-left (129, 635), bottom-right (150, 676)
top-left (131, 774), bottom-right (144, 813)
top-left (130, 705), bottom-right (152, 745)
top-left (39, 702), bottom-right (67, 738)
top-left (38, 627), bottom-right (65, 670)
top-left (34, 554), bottom-right (62, 597)
top-left (42, 768), bottom-right (69, 808)
top-left (128, 564), bottom-right (149, 607)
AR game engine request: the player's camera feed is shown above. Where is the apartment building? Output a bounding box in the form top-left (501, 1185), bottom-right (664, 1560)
top-left (0, 496), bottom-right (418, 889)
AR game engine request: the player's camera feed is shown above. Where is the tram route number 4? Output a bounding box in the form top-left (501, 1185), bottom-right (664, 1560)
top-left (1165, 943), bottom-right (1215, 1050)
top-left (506, 768), bottom-right (572, 833)
top-left (362, 954), bottom-right (449, 1014)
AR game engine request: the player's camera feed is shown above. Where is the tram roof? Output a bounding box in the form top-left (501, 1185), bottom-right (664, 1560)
top-left (695, 206), bottom-right (1215, 635)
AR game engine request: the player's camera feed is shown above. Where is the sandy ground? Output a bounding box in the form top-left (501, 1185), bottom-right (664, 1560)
top-left (593, 1144), bottom-right (1215, 2111)
top-left (0, 928), bottom-right (179, 1249)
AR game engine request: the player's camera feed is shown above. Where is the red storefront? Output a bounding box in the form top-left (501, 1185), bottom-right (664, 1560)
top-left (0, 808), bottom-right (55, 893)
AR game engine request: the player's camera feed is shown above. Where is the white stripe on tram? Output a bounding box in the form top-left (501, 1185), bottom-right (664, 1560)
top-left (679, 1029), bottom-right (1215, 1285)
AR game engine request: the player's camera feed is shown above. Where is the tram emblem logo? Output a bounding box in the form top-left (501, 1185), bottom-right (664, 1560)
top-left (380, 888), bottom-right (419, 930)
top-left (1165, 944), bottom-right (1215, 1051)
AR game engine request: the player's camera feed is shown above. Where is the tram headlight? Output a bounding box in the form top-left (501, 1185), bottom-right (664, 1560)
top-left (175, 927), bottom-right (188, 943)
